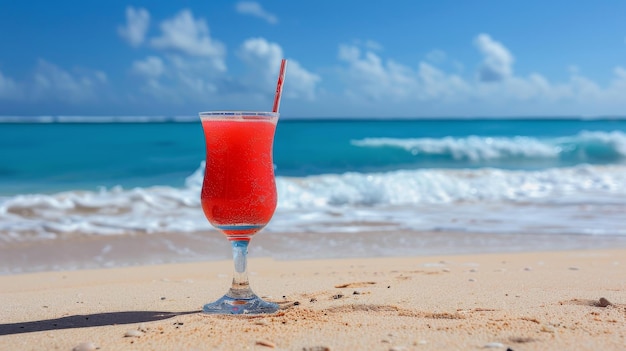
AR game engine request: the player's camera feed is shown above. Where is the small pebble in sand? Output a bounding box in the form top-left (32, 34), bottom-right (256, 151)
top-left (160, 297), bottom-right (166, 300)
top-left (72, 342), bottom-right (98, 351)
top-left (598, 297), bottom-right (612, 307)
top-left (302, 347), bottom-right (330, 351)
top-left (469, 278), bottom-right (477, 282)
top-left (415, 340), bottom-right (428, 345)
top-left (389, 346), bottom-right (407, 351)
top-left (255, 339), bottom-right (276, 348)
top-left (353, 290), bottom-right (361, 295)
top-left (254, 320), bottom-right (269, 326)
top-left (469, 268), bottom-right (477, 272)
top-left (442, 268), bottom-right (451, 273)
top-left (293, 301), bottom-right (301, 306)
top-left (310, 298), bottom-right (317, 303)
top-left (483, 342), bottom-right (504, 348)
top-left (523, 267), bottom-right (532, 271)
top-left (332, 294), bottom-right (343, 299)
top-left (540, 325), bottom-right (555, 333)
top-left (124, 330), bottom-right (143, 337)
top-left (568, 267), bottom-right (579, 271)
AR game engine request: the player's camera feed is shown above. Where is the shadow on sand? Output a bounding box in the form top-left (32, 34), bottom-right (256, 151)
top-left (0, 310), bottom-right (200, 336)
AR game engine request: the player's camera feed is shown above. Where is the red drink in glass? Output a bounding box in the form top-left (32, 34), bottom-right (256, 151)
top-left (199, 59), bottom-right (285, 315)
top-left (199, 111), bottom-right (280, 314)
top-left (200, 115), bottom-right (278, 240)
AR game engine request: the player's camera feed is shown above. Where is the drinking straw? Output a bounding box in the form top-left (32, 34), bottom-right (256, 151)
top-left (272, 58), bottom-right (288, 113)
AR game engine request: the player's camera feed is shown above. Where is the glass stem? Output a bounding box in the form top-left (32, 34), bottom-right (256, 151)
top-left (227, 240), bottom-right (255, 299)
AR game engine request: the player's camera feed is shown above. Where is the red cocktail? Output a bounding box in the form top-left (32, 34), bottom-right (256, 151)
top-left (199, 111), bottom-right (279, 314)
top-left (201, 115), bottom-right (278, 240)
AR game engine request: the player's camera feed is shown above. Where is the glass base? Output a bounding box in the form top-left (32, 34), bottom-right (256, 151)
top-left (202, 294), bottom-right (279, 315)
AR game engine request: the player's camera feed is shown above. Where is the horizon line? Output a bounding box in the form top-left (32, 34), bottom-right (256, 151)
top-left (2, 115), bottom-right (626, 123)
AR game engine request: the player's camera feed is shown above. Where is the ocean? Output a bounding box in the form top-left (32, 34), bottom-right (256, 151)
top-left (2, 116), bottom-right (626, 273)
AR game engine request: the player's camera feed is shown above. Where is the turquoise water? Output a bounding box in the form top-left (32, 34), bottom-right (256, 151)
top-left (2, 118), bottom-right (626, 194)
top-left (0, 122), bottom-right (204, 194)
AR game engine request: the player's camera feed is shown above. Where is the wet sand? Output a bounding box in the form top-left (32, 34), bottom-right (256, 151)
top-left (1, 248), bottom-right (625, 350)
top-left (5, 229), bottom-right (626, 275)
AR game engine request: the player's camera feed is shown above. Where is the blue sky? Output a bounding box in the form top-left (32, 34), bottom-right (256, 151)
top-left (0, 0), bottom-right (625, 118)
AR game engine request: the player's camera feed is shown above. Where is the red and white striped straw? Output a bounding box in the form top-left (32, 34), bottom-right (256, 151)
top-left (272, 58), bottom-right (288, 113)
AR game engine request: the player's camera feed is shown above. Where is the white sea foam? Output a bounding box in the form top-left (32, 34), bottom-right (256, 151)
top-left (353, 136), bottom-right (558, 160)
top-left (351, 131), bottom-right (626, 161)
top-left (1, 163), bottom-right (625, 242)
top-left (275, 165), bottom-right (626, 207)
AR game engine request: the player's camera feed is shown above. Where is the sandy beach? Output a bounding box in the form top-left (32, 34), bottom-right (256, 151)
top-left (1, 248), bottom-right (624, 351)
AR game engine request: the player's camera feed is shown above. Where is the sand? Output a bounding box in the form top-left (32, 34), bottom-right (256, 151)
top-left (1, 248), bottom-right (625, 350)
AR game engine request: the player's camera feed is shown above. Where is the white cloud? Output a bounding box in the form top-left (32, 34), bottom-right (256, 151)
top-left (364, 40), bottom-right (383, 51)
top-left (128, 36), bottom-right (319, 108)
top-left (239, 37), bottom-right (282, 82)
top-left (337, 44), bottom-right (468, 102)
top-left (338, 45), bottom-right (414, 101)
top-left (150, 9), bottom-right (226, 71)
top-left (130, 10), bottom-right (231, 102)
top-left (283, 61), bottom-right (322, 100)
top-left (336, 35), bottom-right (626, 116)
top-left (474, 33), bottom-right (514, 82)
top-left (130, 54), bottom-right (224, 104)
top-left (339, 45), bottom-right (360, 62)
top-left (132, 56), bottom-right (165, 78)
top-left (31, 60), bottom-right (107, 104)
top-left (238, 37), bottom-right (320, 100)
top-left (0, 61), bottom-right (108, 106)
top-left (346, 39), bottom-right (384, 53)
top-left (417, 62), bottom-right (471, 100)
top-left (613, 66), bottom-right (626, 82)
top-left (425, 49), bottom-right (447, 64)
top-left (602, 66), bottom-right (626, 104)
top-left (0, 71), bottom-right (21, 100)
top-left (235, 1), bottom-right (278, 24)
top-left (95, 71), bottom-right (107, 83)
top-left (168, 55), bottom-right (220, 94)
top-left (118, 7), bottom-right (150, 47)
